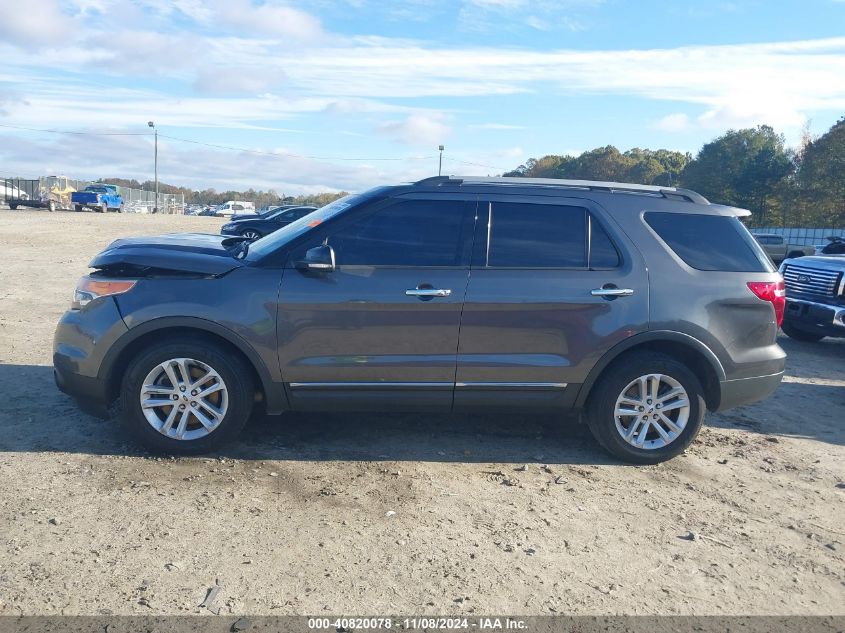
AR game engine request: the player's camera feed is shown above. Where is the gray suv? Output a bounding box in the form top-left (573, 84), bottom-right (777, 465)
top-left (53, 177), bottom-right (786, 463)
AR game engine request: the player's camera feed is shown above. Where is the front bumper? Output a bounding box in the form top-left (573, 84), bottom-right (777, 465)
top-left (784, 298), bottom-right (845, 338)
top-left (53, 297), bottom-right (129, 407)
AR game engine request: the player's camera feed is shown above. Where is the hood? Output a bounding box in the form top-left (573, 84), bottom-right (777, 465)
top-left (90, 233), bottom-right (245, 276)
top-left (782, 254), bottom-right (845, 272)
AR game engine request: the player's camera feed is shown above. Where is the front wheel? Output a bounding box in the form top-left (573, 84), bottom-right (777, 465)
top-left (47, 200), bottom-right (56, 212)
top-left (586, 352), bottom-right (706, 464)
top-left (9, 204), bottom-right (17, 210)
top-left (119, 339), bottom-right (255, 454)
top-left (241, 229), bottom-right (262, 240)
top-left (781, 322), bottom-right (825, 342)
top-left (74, 205), bottom-right (82, 212)
top-left (99, 203), bottom-right (107, 213)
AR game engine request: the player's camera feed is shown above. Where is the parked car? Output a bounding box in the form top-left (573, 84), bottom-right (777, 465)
top-left (53, 176), bottom-right (785, 463)
top-left (231, 204), bottom-right (298, 221)
top-left (779, 254), bottom-right (845, 342)
top-left (818, 236), bottom-right (845, 255)
top-left (752, 233), bottom-right (814, 263)
top-left (215, 200), bottom-right (255, 217)
top-left (221, 205), bottom-right (317, 240)
top-left (72, 184), bottom-right (124, 213)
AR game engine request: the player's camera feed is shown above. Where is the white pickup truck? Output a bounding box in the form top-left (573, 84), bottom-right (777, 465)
top-left (752, 233), bottom-right (815, 264)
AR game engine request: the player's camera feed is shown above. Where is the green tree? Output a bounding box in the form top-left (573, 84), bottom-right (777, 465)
top-left (680, 126), bottom-right (793, 224)
top-left (795, 117), bottom-right (845, 227)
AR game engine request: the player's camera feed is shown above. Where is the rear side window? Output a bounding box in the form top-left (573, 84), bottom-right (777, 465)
top-left (645, 212), bottom-right (771, 272)
top-left (488, 203), bottom-right (587, 268)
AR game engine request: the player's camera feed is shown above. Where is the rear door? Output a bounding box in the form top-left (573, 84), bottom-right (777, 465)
top-left (454, 196), bottom-right (649, 410)
top-left (277, 196), bottom-right (476, 410)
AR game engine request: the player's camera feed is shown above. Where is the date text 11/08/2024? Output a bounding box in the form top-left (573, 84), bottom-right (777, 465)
top-left (307, 617), bottom-right (528, 630)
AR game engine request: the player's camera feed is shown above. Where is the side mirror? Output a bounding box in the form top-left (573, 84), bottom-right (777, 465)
top-left (295, 244), bottom-right (336, 272)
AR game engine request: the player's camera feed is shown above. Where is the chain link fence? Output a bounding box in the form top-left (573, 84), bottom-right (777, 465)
top-left (1, 176), bottom-right (184, 214)
top-left (751, 227), bottom-right (845, 246)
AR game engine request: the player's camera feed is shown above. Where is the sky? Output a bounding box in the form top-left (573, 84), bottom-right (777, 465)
top-left (1, 0), bottom-right (844, 195)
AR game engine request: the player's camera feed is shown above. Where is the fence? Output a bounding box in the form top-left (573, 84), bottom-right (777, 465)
top-left (1, 176), bottom-right (184, 214)
top-left (751, 227), bottom-right (845, 246)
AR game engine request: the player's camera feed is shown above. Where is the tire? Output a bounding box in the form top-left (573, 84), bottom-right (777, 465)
top-left (117, 205), bottom-right (123, 213)
top-left (241, 229), bottom-right (262, 240)
top-left (781, 322), bottom-right (825, 342)
top-left (119, 338), bottom-right (255, 454)
top-left (9, 204), bottom-right (17, 210)
top-left (99, 204), bottom-right (107, 213)
top-left (47, 200), bottom-right (56, 212)
top-left (586, 352), bottom-right (706, 464)
top-left (74, 205), bottom-right (82, 212)
top-left (786, 250), bottom-right (804, 259)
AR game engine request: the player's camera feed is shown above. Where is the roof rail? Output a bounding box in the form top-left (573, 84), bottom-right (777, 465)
top-left (412, 175), bottom-right (709, 205)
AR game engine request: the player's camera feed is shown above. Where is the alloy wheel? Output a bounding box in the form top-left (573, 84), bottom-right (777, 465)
top-left (139, 357), bottom-right (229, 440)
top-left (613, 373), bottom-right (690, 450)
top-left (242, 230), bottom-right (261, 240)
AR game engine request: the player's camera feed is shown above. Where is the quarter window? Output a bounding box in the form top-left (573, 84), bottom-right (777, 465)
top-left (645, 212), bottom-right (772, 272)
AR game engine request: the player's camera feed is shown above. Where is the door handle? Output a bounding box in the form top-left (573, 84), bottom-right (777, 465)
top-left (591, 287), bottom-right (634, 297)
top-left (405, 288), bottom-right (452, 298)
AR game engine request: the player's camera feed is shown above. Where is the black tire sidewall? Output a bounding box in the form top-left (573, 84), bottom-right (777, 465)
top-left (587, 353), bottom-right (706, 464)
top-left (781, 322), bottom-right (825, 342)
top-left (119, 340), bottom-right (254, 454)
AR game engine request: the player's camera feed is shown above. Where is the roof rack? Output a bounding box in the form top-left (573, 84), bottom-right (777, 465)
top-left (412, 175), bottom-right (709, 205)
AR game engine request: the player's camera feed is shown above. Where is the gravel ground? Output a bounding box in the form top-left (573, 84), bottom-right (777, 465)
top-left (0, 209), bottom-right (843, 616)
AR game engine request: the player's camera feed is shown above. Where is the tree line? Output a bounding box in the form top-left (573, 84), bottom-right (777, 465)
top-left (100, 116), bottom-right (843, 228)
top-left (100, 178), bottom-right (347, 209)
top-left (504, 117), bottom-right (845, 228)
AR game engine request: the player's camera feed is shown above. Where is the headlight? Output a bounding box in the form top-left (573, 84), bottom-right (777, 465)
top-left (222, 223), bottom-right (235, 230)
top-left (72, 277), bottom-right (136, 309)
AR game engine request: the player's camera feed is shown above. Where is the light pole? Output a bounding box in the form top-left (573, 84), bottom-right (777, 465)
top-left (148, 121), bottom-right (158, 213)
top-left (438, 145), bottom-right (444, 176)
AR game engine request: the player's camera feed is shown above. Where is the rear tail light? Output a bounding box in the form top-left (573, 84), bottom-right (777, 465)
top-left (747, 278), bottom-right (786, 326)
top-left (72, 277), bottom-right (136, 309)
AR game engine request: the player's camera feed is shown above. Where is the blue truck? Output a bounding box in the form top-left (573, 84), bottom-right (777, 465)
top-left (71, 184), bottom-right (124, 213)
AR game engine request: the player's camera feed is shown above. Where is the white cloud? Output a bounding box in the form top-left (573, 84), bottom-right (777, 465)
top-left (0, 0), bottom-right (74, 48)
top-left (470, 123), bottom-right (526, 130)
top-left (193, 67), bottom-right (284, 95)
top-left (216, 0), bottom-right (323, 39)
top-left (377, 114), bottom-right (452, 145)
top-left (654, 113), bottom-right (690, 133)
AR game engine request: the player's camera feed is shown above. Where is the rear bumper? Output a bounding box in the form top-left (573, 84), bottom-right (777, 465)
top-left (784, 298), bottom-right (845, 338)
top-left (716, 370), bottom-right (784, 412)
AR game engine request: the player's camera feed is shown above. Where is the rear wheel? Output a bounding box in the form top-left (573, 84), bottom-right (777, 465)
top-left (586, 352), bottom-right (705, 464)
top-left (74, 205), bottom-right (83, 212)
top-left (47, 200), bottom-right (56, 212)
top-left (781, 322), bottom-right (825, 342)
top-left (9, 204), bottom-right (17, 210)
top-left (119, 339), bottom-right (255, 454)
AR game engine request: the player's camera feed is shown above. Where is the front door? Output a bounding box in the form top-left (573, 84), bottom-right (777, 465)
top-left (277, 197), bottom-right (476, 410)
top-left (454, 196), bottom-right (649, 409)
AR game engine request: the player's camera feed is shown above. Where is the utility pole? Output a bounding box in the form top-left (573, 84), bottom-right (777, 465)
top-left (148, 121), bottom-right (158, 213)
top-left (438, 145), bottom-right (444, 176)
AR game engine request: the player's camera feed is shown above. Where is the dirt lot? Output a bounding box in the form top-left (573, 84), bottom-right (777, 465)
top-left (0, 209), bottom-right (843, 616)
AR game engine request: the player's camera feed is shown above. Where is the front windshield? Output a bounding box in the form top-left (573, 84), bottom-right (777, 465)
top-left (244, 191), bottom-right (376, 262)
